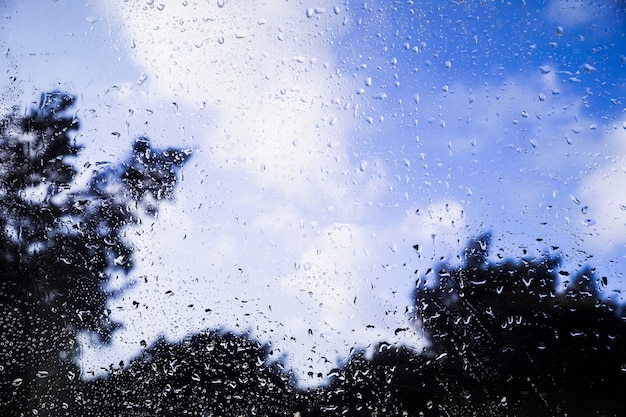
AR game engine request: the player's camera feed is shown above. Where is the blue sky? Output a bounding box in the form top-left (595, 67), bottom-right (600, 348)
top-left (2, 0), bottom-right (625, 387)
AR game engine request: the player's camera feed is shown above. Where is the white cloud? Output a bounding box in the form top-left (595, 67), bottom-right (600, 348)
top-left (77, 0), bottom-right (434, 387)
top-left (79, 184), bottom-right (444, 386)
top-left (98, 0), bottom-right (354, 197)
top-left (575, 119), bottom-right (626, 264)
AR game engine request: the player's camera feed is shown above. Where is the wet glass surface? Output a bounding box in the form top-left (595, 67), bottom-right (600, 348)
top-left (1, 1), bottom-right (625, 415)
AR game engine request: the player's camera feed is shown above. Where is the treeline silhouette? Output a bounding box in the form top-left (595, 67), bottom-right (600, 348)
top-left (303, 234), bottom-right (626, 416)
top-left (2, 93), bottom-right (624, 416)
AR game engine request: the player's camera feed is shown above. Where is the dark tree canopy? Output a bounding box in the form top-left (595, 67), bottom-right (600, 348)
top-left (0, 92), bottom-right (191, 415)
top-left (76, 331), bottom-right (305, 417)
top-left (411, 233), bottom-right (626, 416)
top-left (302, 234), bottom-right (626, 416)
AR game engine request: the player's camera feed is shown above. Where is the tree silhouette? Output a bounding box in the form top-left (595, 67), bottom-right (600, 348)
top-left (0, 92), bottom-right (190, 416)
top-left (413, 233), bottom-right (626, 415)
top-left (304, 233), bottom-right (626, 416)
top-left (76, 331), bottom-right (305, 416)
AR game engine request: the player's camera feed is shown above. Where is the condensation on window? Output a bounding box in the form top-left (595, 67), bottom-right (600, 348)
top-left (1, 1), bottom-right (625, 416)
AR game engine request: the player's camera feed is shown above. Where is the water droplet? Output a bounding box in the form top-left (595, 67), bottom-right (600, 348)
top-left (444, 60), bottom-right (451, 69)
top-left (581, 63), bottom-right (596, 73)
top-left (217, 0), bottom-right (225, 7)
top-left (582, 218), bottom-right (597, 227)
top-left (306, 8), bottom-right (314, 18)
top-left (556, 26), bottom-right (564, 36)
top-left (36, 370), bottom-right (49, 379)
top-left (217, 36), bottom-right (225, 44)
top-left (538, 65), bottom-right (551, 74)
top-left (12, 378), bottom-right (23, 386)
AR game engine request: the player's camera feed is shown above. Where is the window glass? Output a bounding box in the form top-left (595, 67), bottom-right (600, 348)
top-left (1, 1), bottom-right (625, 415)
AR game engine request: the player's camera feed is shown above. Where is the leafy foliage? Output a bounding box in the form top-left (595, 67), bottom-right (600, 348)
top-left (77, 332), bottom-right (304, 416)
top-left (410, 233), bottom-right (626, 416)
top-left (0, 92), bottom-right (190, 415)
top-left (303, 234), bottom-right (626, 416)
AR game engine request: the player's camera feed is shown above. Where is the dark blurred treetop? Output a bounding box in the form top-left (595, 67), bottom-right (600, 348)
top-left (77, 331), bottom-right (305, 417)
top-left (0, 91), bottom-right (190, 415)
top-left (304, 233), bottom-right (626, 416)
top-left (411, 233), bottom-right (626, 415)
